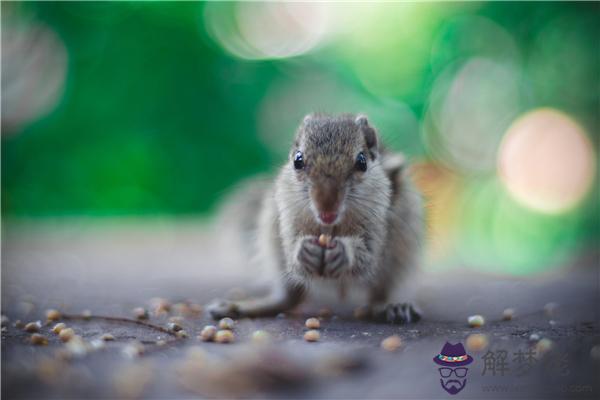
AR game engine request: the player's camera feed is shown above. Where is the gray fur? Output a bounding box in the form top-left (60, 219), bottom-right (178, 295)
top-left (208, 113), bottom-right (424, 323)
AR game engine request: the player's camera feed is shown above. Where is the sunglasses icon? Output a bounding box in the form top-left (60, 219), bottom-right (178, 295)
top-left (439, 367), bottom-right (468, 378)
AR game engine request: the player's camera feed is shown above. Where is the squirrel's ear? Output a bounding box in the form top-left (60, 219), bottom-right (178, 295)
top-left (355, 114), bottom-right (378, 154)
top-left (303, 113), bottom-right (315, 125)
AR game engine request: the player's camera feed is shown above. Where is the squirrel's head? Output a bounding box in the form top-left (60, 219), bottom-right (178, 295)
top-left (289, 113), bottom-right (384, 226)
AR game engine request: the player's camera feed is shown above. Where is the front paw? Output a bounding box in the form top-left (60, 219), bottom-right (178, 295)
top-left (207, 299), bottom-right (240, 320)
top-left (322, 239), bottom-right (348, 278)
top-left (297, 237), bottom-right (324, 276)
top-left (373, 302), bottom-right (421, 324)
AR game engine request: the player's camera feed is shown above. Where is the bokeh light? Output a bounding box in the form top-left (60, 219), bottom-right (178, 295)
top-left (497, 108), bottom-right (596, 214)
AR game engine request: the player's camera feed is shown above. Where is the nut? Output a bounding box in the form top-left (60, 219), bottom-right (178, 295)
top-left (199, 325), bottom-right (217, 342)
top-left (303, 330), bottom-right (320, 342)
top-left (218, 317), bottom-right (235, 330)
top-left (176, 330), bottom-right (189, 338)
top-left (30, 333), bottom-right (48, 346)
top-left (467, 315), bottom-right (485, 328)
top-left (100, 333), bottom-right (115, 341)
top-left (466, 333), bottom-right (489, 352)
top-left (305, 317), bottom-right (320, 329)
top-left (45, 309), bottom-right (61, 321)
top-left (215, 329), bottom-right (235, 343)
top-left (133, 307), bottom-right (149, 320)
top-left (502, 308), bottom-right (515, 321)
top-left (59, 328), bottom-right (75, 342)
top-left (318, 234), bottom-right (331, 247)
top-left (14, 320), bottom-right (25, 329)
top-left (381, 335), bottom-right (402, 351)
top-left (52, 323), bottom-right (67, 334)
top-left (24, 321), bottom-right (42, 333)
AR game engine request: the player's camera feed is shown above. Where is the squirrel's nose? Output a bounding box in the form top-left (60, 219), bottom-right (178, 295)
top-left (319, 211), bottom-right (338, 225)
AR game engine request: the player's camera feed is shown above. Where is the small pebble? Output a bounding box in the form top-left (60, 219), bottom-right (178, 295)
top-left (304, 330), bottom-right (320, 342)
top-left (305, 317), bottom-right (320, 329)
top-left (59, 328), bottom-right (75, 342)
top-left (590, 345), bottom-right (600, 361)
top-left (167, 322), bottom-right (182, 332)
top-left (214, 329), bottom-right (235, 343)
top-left (176, 330), bottom-right (189, 338)
top-left (30, 333), bottom-right (48, 346)
top-left (100, 333), bottom-right (115, 341)
top-left (466, 333), bottom-right (489, 352)
top-left (82, 310), bottom-right (92, 320)
top-left (318, 234), bottom-right (332, 247)
top-left (14, 320), bottom-right (25, 329)
top-left (45, 309), bottom-right (61, 321)
top-left (502, 308), bottom-right (515, 321)
top-left (199, 325), bottom-right (217, 342)
top-left (529, 333), bottom-right (541, 342)
top-left (251, 330), bottom-right (271, 344)
top-left (24, 321), bottom-right (42, 333)
top-left (133, 307), bottom-right (149, 320)
top-left (535, 338), bottom-right (554, 356)
top-left (381, 335), bottom-right (402, 351)
top-left (468, 315), bottom-right (485, 328)
top-left (218, 317), bottom-right (235, 330)
top-left (52, 323), bottom-right (67, 334)
top-left (543, 302), bottom-right (558, 317)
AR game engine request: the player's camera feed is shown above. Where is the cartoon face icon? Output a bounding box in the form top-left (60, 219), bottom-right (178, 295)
top-left (433, 342), bottom-right (473, 395)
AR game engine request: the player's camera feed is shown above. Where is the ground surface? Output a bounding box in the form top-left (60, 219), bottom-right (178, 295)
top-left (1, 221), bottom-right (599, 399)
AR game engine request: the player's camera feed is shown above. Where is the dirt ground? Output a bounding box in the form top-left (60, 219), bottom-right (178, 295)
top-left (1, 221), bottom-right (599, 399)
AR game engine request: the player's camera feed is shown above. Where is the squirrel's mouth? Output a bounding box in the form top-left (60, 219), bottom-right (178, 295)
top-left (318, 211), bottom-right (338, 225)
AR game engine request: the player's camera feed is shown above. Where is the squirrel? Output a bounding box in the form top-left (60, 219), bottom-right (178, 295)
top-left (208, 113), bottom-right (423, 323)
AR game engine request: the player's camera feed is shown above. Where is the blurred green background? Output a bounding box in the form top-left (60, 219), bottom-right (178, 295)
top-left (1, 2), bottom-right (598, 274)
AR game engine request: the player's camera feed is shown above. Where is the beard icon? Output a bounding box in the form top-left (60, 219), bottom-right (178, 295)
top-left (440, 377), bottom-right (467, 395)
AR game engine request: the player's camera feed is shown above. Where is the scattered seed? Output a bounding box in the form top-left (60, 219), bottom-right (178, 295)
top-left (14, 320), bottom-right (25, 329)
top-left (468, 315), bottom-right (485, 328)
top-left (353, 306), bottom-right (370, 320)
top-left (52, 323), bottom-right (67, 334)
top-left (305, 317), bottom-right (320, 329)
top-left (100, 333), bottom-right (115, 341)
top-left (167, 322), bottom-right (182, 332)
top-left (218, 317), bottom-right (235, 330)
top-left (543, 302), bottom-right (558, 317)
top-left (303, 330), bottom-right (320, 342)
top-left (59, 328), bottom-right (75, 342)
top-left (251, 330), bottom-right (271, 344)
top-left (199, 325), bottom-right (217, 342)
top-left (590, 345), bottom-right (600, 361)
top-left (535, 338), bottom-right (554, 356)
top-left (82, 310), bottom-right (92, 320)
top-left (318, 234), bottom-right (332, 247)
top-left (502, 308), bottom-right (515, 321)
top-left (65, 336), bottom-right (88, 358)
top-left (466, 333), bottom-right (489, 352)
top-left (176, 330), bottom-right (189, 338)
top-left (30, 333), bottom-right (48, 346)
top-left (24, 321), bottom-right (42, 333)
top-left (45, 309), bottom-right (61, 321)
top-left (381, 335), bottom-right (402, 351)
top-left (133, 307), bottom-right (149, 320)
top-left (215, 330), bottom-right (235, 344)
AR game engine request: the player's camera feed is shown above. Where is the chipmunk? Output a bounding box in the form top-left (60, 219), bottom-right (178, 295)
top-left (208, 113), bottom-right (423, 323)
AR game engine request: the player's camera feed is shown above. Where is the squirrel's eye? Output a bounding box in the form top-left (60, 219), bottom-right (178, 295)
top-left (293, 151), bottom-right (304, 170)
top-left (355, 152), bottom-right (367, 172)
